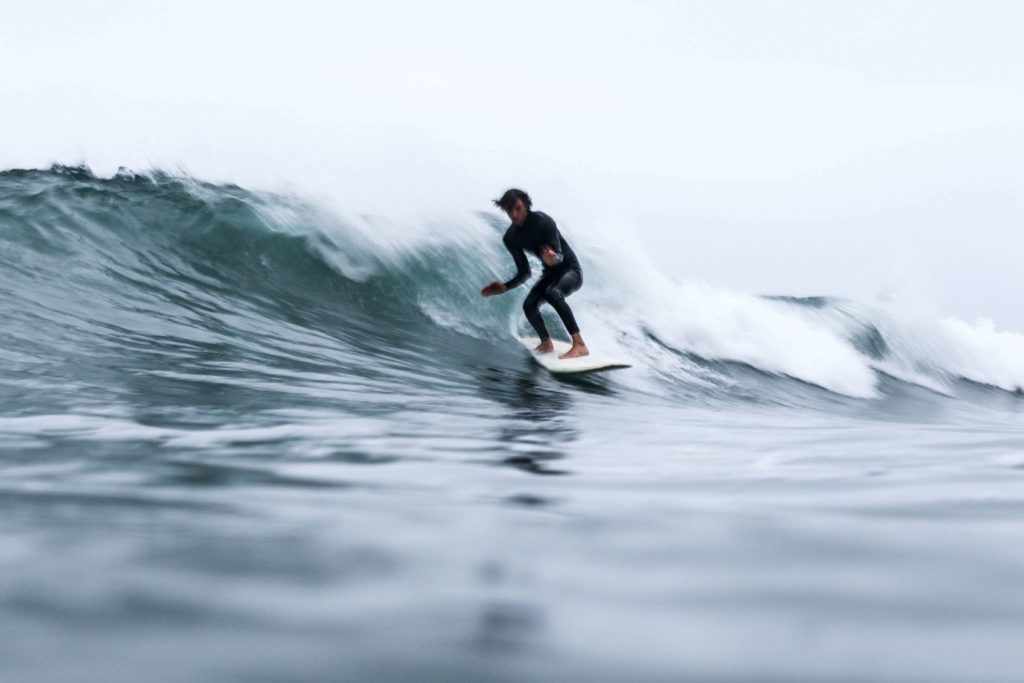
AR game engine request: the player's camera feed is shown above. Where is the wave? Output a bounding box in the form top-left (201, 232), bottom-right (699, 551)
top-left (1, 165), bottom-right (1022, 414)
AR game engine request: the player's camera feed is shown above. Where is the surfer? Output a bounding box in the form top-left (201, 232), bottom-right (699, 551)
top-left (481, 189), bottom-right (589, 359)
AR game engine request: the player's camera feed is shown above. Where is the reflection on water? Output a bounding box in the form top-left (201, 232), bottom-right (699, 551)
top-left (474, 600), bottom-right (547, 653)
top-left (476, 364), bottom-right (577, 475)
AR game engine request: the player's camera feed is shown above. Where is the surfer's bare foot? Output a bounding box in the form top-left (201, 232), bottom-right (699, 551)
top-left (559, 333), bottom-right (589, 359)
top-left (559, 343), bottom-right (589, 359)
top-left (534, 339), bottom-right (555, 354)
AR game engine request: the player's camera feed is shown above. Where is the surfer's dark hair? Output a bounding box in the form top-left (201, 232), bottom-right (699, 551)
top-left (494, 188), bottom-right (532, 212)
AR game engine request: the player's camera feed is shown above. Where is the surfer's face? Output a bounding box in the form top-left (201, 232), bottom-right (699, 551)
top-left (506, 199), bottom-right (528, 226)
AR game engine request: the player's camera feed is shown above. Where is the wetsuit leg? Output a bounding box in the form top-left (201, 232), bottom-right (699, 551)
top-left (523, 275), bottom-right (553, 340)
top-left (542, 269), bottom-right (583, 335)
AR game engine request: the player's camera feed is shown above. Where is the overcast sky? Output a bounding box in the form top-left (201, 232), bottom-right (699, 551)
top-left (3, 1), bottom-right (1023, 327)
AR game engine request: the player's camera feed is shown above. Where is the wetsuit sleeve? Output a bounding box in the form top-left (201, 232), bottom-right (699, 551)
top-left (502, 233), bottom-right (531, 289)
top-left (538, 214), bottom-right (564, 266)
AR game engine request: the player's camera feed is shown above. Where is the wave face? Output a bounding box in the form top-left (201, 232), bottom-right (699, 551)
top-left (2, 165), bottom-right (1021, 421)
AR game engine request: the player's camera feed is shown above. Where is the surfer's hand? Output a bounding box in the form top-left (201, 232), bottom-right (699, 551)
top-left (540, 245), bottom-right (559, 267)
top-left (481, 281), bottom-right (507, 297)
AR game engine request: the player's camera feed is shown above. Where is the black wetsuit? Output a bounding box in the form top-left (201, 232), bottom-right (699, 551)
top-left (502, 210), bottom-right (583, 340)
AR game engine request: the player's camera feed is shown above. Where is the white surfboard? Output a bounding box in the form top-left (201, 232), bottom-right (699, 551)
top-left (517, 337), bottom-right (631, 375)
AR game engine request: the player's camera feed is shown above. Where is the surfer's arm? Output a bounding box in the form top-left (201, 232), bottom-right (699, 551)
top-left (502, 235), bottom-right (531, 289)
top-left (538, 215), bottom-right (564, 266)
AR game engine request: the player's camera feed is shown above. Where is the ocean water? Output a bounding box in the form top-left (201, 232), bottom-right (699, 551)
top-left (2, 165), bottom-right (1024, 682)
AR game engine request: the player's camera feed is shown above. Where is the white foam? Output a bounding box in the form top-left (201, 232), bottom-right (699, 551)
top-left (571, 241), bottom-right (879, 398)
top-left (869, 308), bottom-right (1024, 393)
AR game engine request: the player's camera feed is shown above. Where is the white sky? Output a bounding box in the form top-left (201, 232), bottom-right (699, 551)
top-left (3, 1), bottom-right (1023, 327)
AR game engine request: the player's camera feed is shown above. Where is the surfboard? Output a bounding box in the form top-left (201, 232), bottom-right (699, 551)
top-left (517, 336), bottom-right (631, 375)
